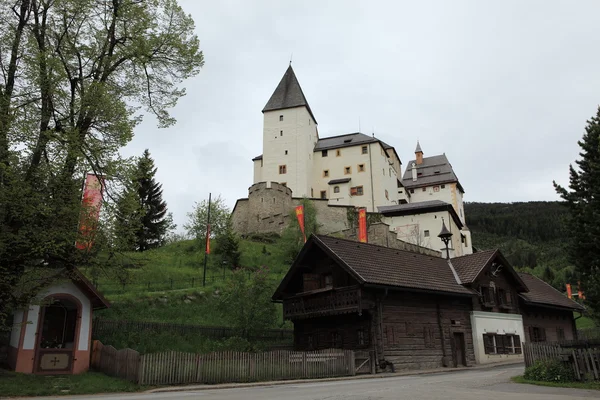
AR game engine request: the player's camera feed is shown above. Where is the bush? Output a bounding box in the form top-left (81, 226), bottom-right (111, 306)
top-left (524, 359), bottom-right (576, 383)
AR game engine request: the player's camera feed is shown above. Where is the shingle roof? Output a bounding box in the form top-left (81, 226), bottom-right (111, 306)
top-left (378, 200), bottom-right (463, 229)
top-left (402, 154), bottom-right (463, 192)
top-left (309, 235), bottom-right (474, 296)
top-left (328, 178), bottom-right (351, 185)
top-left (263, 65), bottom-right (317, 123)
top-left (415, 141), bottom-right (423, 153)
top-left (314, 132), bottom-right (378, 151)
top-left (519, 273), bottom-right (584, 310)
top-left (252, 155), bottom-right (263, 161)
top-left (450, 249), bottom-right (497, 283)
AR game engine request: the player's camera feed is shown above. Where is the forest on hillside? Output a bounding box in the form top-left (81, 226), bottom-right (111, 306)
top-left (464, 201), bottom-right (575, 291)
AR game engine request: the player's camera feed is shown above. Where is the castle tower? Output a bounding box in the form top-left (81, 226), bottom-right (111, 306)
top-left (253, 65), bottom-right (319, 198)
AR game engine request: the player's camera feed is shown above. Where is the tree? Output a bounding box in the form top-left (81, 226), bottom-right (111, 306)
top-left (218, 267), bottom-right (278, 337)
top-left (215, 220), bottom-right (241, 268)
top-left (0, 0), bottom-right (203, 331)
top-left (184, 195), bottom-right (230, 240)
top-left (280, 198), bottom-right (319, 263)
top-left (115, 149), bottom-right (174, 251)
top-left (554, 107), bottom-right (600, 319)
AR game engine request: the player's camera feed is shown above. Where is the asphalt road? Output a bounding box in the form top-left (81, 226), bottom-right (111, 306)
top-left (19, 365), bottom-right (600, 400)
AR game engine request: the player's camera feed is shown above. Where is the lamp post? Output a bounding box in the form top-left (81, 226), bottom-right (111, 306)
top-left (438, 218), bottom-right (453, 260)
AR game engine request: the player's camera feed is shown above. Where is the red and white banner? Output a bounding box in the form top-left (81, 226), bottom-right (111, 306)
top-left (358, 208), bottom-right (368, 243)
top-left (205, 224), bottom-right (211, 254)
top-left (295, 205), bottom-right (306, 243)
top-left (76, 173), bottom-right (104, 250)
top-left (566, 283), bottom-right (572, 299)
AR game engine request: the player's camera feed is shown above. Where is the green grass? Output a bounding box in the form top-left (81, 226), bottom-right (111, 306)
top-left (577, 315), bottom-right (597, 329)
top-left (0, 369), bottom-right (145, 397)
top-left (511, 375), bottom-right (600, 390)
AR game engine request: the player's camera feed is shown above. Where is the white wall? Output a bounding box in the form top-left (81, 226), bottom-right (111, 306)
top-left (21, 281), bottom-right (92, 351)
top-left (470, 311), bottom-right (525, 364)
top-left (261, 107), bottom-right (317, 197)
top-left (408, 182), bottom-right (465, 225)
top-left (253, 158), bottom-right (262, 183)
top-left (9, 310), bottom-right (24, 347)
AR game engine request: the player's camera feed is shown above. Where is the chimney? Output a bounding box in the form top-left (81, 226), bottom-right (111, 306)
top-left (411, 162), bottom-right (417, 182)
top-left (415, 141), bottom-right (424, 165)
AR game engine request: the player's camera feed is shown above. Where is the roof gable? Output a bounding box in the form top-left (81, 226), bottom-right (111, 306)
top-left (451, 249), bottom-right (528, 292)
top-left (378, 200), bottom-right (463, 229)
top-left (402, 154), bottom-right (463, 192)
top-left (518, 273), bottom-right (584, 311)
top-left (263, 65), bottom-right (317, 123)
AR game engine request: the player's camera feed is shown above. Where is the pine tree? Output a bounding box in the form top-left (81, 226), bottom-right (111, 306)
top-left (554, 107), bottom-right (600, 318)
top-left (116, 149), bottom-right (173, 251)
top-left (215, 220), bottom-right (241, 268)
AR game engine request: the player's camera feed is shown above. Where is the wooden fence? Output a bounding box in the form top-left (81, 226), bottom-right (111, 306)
top-left (91, 341), bottom-right (355, 385)
top-left (523, 341), bottom-right (600, 381)
top-left (92, 318), bottom-right (293, 342)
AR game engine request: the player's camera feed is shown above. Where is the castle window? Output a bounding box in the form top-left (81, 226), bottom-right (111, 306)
top-left (422, 187), bottom-right (426, 192)
top-left (333, 186), bottom-right (340, 193)
top-left (350, 186), bottom-right (363, 196)
top-left (358, 164), bottom-right (365, 172)
top-left (285, 150), bottom-right (288, 155)
top-left (322, 150), bottom-right (328, 157)
top-left (280, 130), bottom-right (283, 136)
top-left (279, 115), bottom-right (283, 121)
top-left (385, 189), bottom-right (389, 200)
top-left (311, 188), bottom-right (314, 197)
top-left (362, 145), bottom-right (368, 154)
top-left (336, 149), bottom-right (341, 157)
top-left (279, 165), bottom-right (287, 174)
top-left (410, 189), bottom-right (415, 194)
top-left (344, 166), bottom-right (351, 175)
top-left (441, 184), bottom-right (446, 189)
top-left (424, 230), bottom-right (430, 237)
top-left (320, 191), bottom-right (327, 199)
top-left (323, 170), bottom-right (329, 178)
top-left (281, 182), bottom-right (286, 187)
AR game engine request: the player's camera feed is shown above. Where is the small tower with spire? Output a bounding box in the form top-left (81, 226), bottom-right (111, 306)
top-left (438, 218), bottom-right (453, 259)
top-left (415, 141), bottom-right (424, 165)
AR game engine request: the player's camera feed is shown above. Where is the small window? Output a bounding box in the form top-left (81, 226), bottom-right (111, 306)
top-left (556, 327), bottom-right (565, 341)
top-left (281, 182), bottom-right (286, 187)
top-left (417, 172), bottom-right (423, 176)
top-left (434, 170), bottom-right (440, 174)
top-left (322, 150), bottom-right (328, 157)
top-left (344, 166), bottom-right (351, 175)
top-left (358, 163), bottom-right (365, 172)
top-left (441, 184), bottom-right (446, 189)
top-left (320, 190), bottom-right (327, 199)
top-left (433, 186), bottom-right (440, 192)
top-left (333, 186), bottom-right (340, 193)
top-left (285, 150), bottom-right (288, 155)
top-left (279, 165), bottom-right (287, 174)
top-left (336, 149), bottom-right (341, 157)
top-left (385, 189), bottom-right (389, 200)
top-left (323, 170), bottom-right (329, 177)
top-left (357, 329), bottom-right (365, 346)
top-left (424, 230), bottom-right (430, 237)
top-left (311, 188), bottom-right (314, 197)
top-left (410, 189), bottom-right (414, 194)
top-left (361, 145), bottom-right (368, 154)
top-left (279, 115), bottom-right (283, 121)
top-left (422, 187), bottom-right (426, 192)
top-left (280, 130), bottom-right (283, 136)
top-left (350, 186), bottom-right (364, 196)
top-left (324, 274), bottom-right (333, 288)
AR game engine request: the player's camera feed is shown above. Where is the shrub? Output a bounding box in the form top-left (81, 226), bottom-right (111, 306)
top-left (524, 359), bottom-right (575, 383)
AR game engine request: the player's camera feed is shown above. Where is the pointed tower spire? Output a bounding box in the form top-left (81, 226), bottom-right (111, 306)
top-left (415, 141), bottom-right (424, 165)
top-left (263, 65), bottom-right (317, 123)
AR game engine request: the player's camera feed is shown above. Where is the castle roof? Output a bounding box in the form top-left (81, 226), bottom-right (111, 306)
top-left (378, 200), bottom-right (463, 229)
top-left (263, 65), bottom-right (317, 123)
top-left (415, 141), bottom-right (423, 153)
top-left (401, 154), bottom-right (464, 192)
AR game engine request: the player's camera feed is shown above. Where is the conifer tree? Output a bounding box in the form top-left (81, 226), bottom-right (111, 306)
top-left (116, 149), bottom-right (173, 251)
top-left (554, 107), bottom-right (600, 318)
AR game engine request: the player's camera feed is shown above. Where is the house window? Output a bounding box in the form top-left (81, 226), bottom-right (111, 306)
top-left (424, 230), bottom-right (430, 237)
top-left (481, 285), bottom-right (496, 305)
top-left (333, 186), bottom-right (340, 193)
top-left (410, 189), bottom-right (414, 194)
top-left (484, 334), bottom-right (522, 354)
top-left (358, 164), bottom-right (365, 172)
top-left (331, 331), bottom-right (341, 348)
top-left (385, 189), bottom-right (389, 200)
top-left (278, 165), bottom-right (287, 174)
top-left (433, 186), bottom-right (440, 192)
top-left (441, 184), bottom-right (446, 189)
top-left (530, 327), bottom-right (546, 342)
top-left (323, 170), bottom-right (329, 177)
top-left (344, 166), bottom-right (351, 174)
top-left (320, 190), bottom-right (327, 199)
top-left (280, 130), bottom-right (283, 136)
top-left (350, 186), bottom-right (364, 196)
top-left (324, 273), bottom-right (333, 288)
top-left (362, 145), bottom-right (368, 154)
top-left (307, 334), bottom-right (314, 349)
top-left (556, 327), bottom-right (565, 341)
top-left (336, 149), bottom-right (341, 157)
top-left (422, 187), bottom-right (426, 192)
top-left (322, 150), bottom-right (328, 157)
top-left (280, 115), bottom-right (283, 121)
top-left (357, 329), bottom-right (365, 346)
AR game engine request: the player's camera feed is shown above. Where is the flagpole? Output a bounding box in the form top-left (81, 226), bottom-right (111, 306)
top-left (202, 192), bottom-right (211, 287)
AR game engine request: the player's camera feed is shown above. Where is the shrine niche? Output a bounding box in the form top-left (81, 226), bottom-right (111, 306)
top-left (7, 269), bottom-right (109, 375)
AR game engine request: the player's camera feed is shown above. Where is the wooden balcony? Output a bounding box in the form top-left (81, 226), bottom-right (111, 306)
top-left (283, 285), bottom-right (363, 320)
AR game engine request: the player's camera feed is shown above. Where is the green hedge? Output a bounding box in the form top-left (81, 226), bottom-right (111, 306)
top-left (524, 359), bottom-right (575, 383)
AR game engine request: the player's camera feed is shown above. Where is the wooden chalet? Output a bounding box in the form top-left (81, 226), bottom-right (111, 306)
top-left (273, 235), bottom-right (584, 372)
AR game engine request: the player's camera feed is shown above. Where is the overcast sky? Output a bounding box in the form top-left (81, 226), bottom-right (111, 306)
top-left (121, 0), bottom-right (600, 232)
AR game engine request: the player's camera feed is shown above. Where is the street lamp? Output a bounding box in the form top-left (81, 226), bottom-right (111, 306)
top-left (438, 218), bottom-right (453, 260)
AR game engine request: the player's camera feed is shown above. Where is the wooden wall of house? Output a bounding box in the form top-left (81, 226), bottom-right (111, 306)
top-left (375, 291), bottom-right (476, 371)
top-left (293, 312), bottom-right (372, 351)
top-left (470, 262), bottom-right (522, 315)
top-left (521, 305), bottom-right (577, 342)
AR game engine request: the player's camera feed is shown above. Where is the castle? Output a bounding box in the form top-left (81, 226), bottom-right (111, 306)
top-left (232, 65), bottom-right (472, 257)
